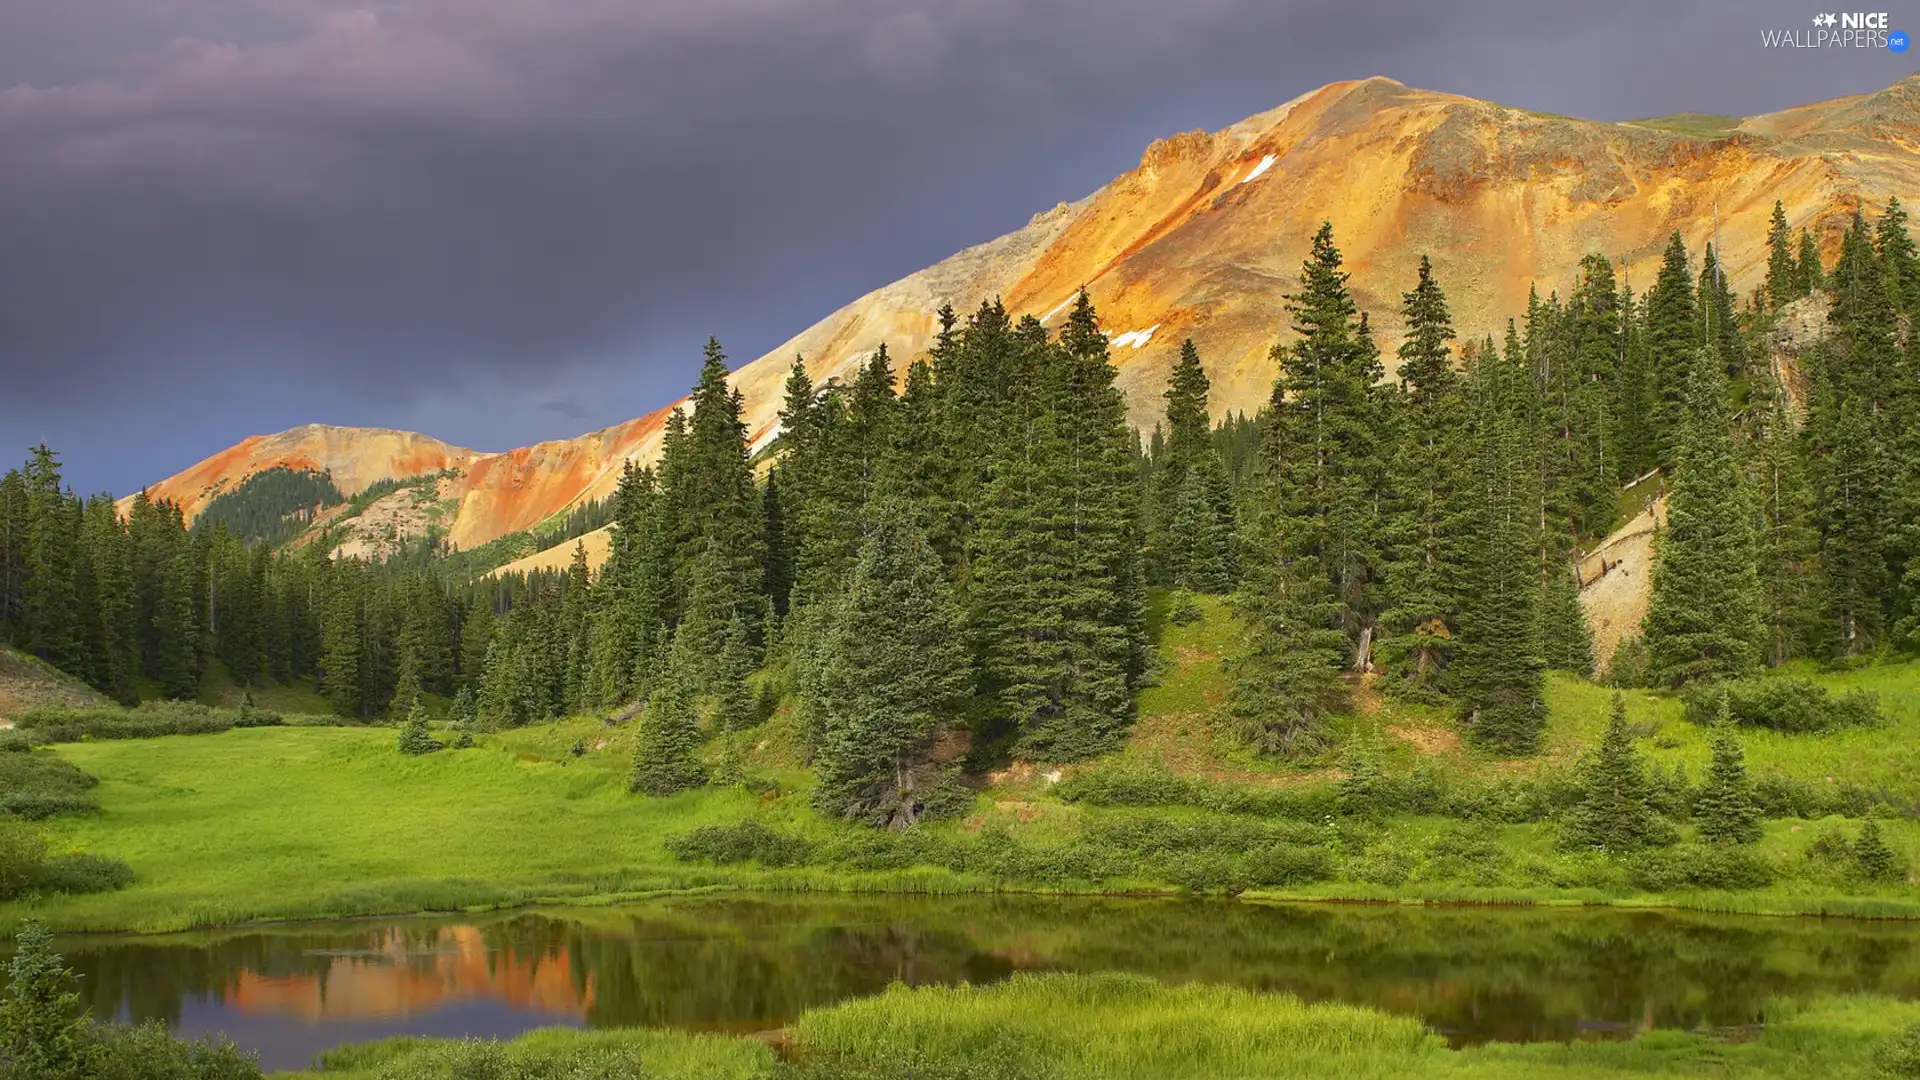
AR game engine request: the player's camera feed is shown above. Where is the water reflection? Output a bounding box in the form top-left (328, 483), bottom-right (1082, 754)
top-left (9, 897), bottom-right (1920, 1071)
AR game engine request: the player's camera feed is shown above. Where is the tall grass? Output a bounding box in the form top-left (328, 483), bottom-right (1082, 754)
top-left (286, 974), bottom-right (1920, 1080)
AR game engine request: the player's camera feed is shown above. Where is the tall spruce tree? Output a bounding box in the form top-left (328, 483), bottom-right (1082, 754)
top-left (1146, 339), bottom-right (1236, 593)
top-left (1644, 358), bottom-right (1763, 686)
top-left (1379, 255), bottom-right (1467, 699)
top-left (1794, 228), bottom-right (1824, 296)
top-left (1266, 222), bottom-right (1389, 671)
top-left (811, 503), bottom-right (970, 828)
top-left (1752, 385), bottom-right (1824, 665)
top-left (1453, 334), bottom-right (1548, 753)
top-left (1766, 201), bottom-right (1796, 311)
top-left (1644, 232), bottom-right (1698, 469)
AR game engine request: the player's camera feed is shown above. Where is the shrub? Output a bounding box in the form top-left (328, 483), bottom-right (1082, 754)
top-left (1876, 1020), bottom-right (1920, 1078)
top-left (0, 749), bottom-right (101, 819)
top-left (0, 728), bottom-right (30, 753)
top-left (12, 701), bottom-right (285, 744)
top-left (1345, 845), bottom-right (1414, 886)
top-left (36, 853), bottom-right (136, 896)
top-left (1626, 844), bottom-right (1775, 892)
top-left (1165, 590), bottom-right (1204, 626)
top-left (1055, 757), bottom-right (1199, 808)
top-left (1161, 850), bottom-right (1250, 893)
top-left (1245, 842), bottom-right (1333, 886)
top-left (665, 822), bottom-right (815, 868)
top-left (0, 817), bottom-right (48, 900)
top-left (1682, 677), bottom-right (1884, 734)
top-left (79, 1020), bottom-right (262, 1080)
top-left (397, 701), bottom-right (443, 756)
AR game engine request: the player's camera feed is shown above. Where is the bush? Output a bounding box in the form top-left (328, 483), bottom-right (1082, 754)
top-left (0, 817), bottom-right (48, 900)
top-left (1682, 677), bottom-right (1884, 734)
top-left (0, 748), bottom-right (101, 818)
top-left (0, 728), bottom-right (31, 753)
top-left (36, 852), bottom-right (136, 896)
top-left (12, 701), bottom-right (285, 744)
top-left (665, 822), bottom-right (815, 868)
top-left (1876, 1020), bottom-right (1920, 1078)
top-left (1245, 842), bottom-right (1334, 886)
top-left (1625, 844), bottom-right (1775, 892)
top-left (1345, 845), bottom-right (1414, 886)
top-left (79, 1020), bottom-right (262, 1080)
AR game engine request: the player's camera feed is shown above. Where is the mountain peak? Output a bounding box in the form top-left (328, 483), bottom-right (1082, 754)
top-left (131, 76), bottom-right (1920, 558)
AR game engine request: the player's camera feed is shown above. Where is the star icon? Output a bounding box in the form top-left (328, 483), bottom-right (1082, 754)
top-left (1814, 13), bottom-right (1824, 23)
top-left (1824, 13), bottom-right (1839, 26)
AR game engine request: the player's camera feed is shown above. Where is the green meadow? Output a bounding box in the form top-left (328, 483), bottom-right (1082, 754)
top-left (7, 596), bottom-right (1920, 934)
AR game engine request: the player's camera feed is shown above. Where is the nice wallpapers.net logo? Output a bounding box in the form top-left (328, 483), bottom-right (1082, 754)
top-left (1762, 12), bottom-right (1908, 49)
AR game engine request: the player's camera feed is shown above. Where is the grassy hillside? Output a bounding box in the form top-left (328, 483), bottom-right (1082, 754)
top-left (8, 596), bottom-right (1919, 933)
top-left (0, 645), bottom-right (112, 723)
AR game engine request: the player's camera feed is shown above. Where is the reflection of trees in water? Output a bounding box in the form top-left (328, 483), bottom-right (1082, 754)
top-left (14, 898), bottom-right (1920, 1045)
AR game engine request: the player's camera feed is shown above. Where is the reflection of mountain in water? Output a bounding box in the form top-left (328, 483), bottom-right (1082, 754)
top-left (229, 926), bottom-right (591, 1022)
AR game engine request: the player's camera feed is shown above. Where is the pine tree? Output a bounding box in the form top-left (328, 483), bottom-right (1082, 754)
top-left (811, 503), bottom-right (970, 828)
top-left (668, 339), bottom-right (768, 670)
top-left (628, 665), bottom-right (705, 796)
top-left (0, 469), bottom-right (26, 645)
top-left (19, 444), bottom-right (81, 675)
top-left (1538, 563), bottom-right (1596, 676)
top-left (1694, 692), bottom-right (1762, 845)
top-left (396, 698), bottom-right (441, 756)
top-left (1645, 232), bottom-right (1698, 469)
top-left (1794, 228), bottom-right (1824, 296)
top-left (81, 497), bottom-right (138, 704)
top-left (1766, 201), bottom-right (1796, 311)
top-left (1267, 222), bottom-right (1389, 670)
top-left (320, 565), bottom-right (363, 716)
top-left (972, 295), bottom-right (1144, 761)
top-left (1876, 196), bottom-right (1920, 314)
top-left (1562, 694), bottom-right (1673, 853)
top-left (1854, 817), bottom-right (1904, 883)
top-left (1453, 335), bottom-right (1548, 753)
top-left (155, 539), bottom-right (202, 699)
top-left (1379, 256), bottom-right (1467, 699)
top-left (1146, 339), bottom-right (1236, 593)
top-left (1643, 358), bottom-right (1763, 686)
top-left (1752, 385), bottom-right (1824, 665)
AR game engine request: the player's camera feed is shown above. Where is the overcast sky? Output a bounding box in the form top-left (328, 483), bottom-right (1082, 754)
top-left (2, 0), bottom-right (1914, 495)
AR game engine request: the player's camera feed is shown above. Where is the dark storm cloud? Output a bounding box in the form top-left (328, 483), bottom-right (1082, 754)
top-left (0, 0), bottom-right (1911, 492)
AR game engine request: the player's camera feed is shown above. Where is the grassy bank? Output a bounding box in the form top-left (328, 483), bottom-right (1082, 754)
top-left (6, 596), bottom-right (1919, 934)
top-left (280, 972), bottom-right (1920, 1079)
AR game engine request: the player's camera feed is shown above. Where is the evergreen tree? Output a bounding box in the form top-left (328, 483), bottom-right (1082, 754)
top-left (19, 444), bottom-right (81, 675)
top-left (1876, 196), bottom-right (1920, 314)
top-left (811, 503), bottom-right (970, 828)
top-left (1562, 694), bottom-right (1673, 853)
top-left (1538, 564), bottom-right (1596, 676)
top-left (1266, 222), bottom-right (1389, 671)
top-left (628, 665), bottom-right (705, 796)
top-left (1694, 692), bottom-right (1762, 844)
top-left (1644, 359), bottom-right (1763, 686)
top-left (320, 566), bottom-right (363, 716)
top-left (0, 469), bottom-right (26, 644)
top-left (1753, 386), bottom-right (1824, 665)
top-left (396, 698), bottom-right (441, 755)
top-left (1766, 200), bottom-right (1796, 310)
top-left (1854, 817), bottom-right (1904, 883)
top-left (1379, 256), bottom-right (1467, 698)
top-left (1794, 227), bottom-right (1824, 296)
top-left (1453, 335), bottom-right (1548, 753)
top-left (1644, 232), bottom-right (1698, 468)
top-left (1146, 339), bottom-right (1236, 593)
top-left (155, 540), bottom-right (202, 699)
top-left (972, 295), bottom-right (1144, 761)
top-left (0, 921), bottom-right (84, 1079)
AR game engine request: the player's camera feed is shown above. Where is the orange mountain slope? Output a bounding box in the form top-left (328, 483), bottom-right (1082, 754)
top-left (132, 74), bottom-right (1920, 553)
